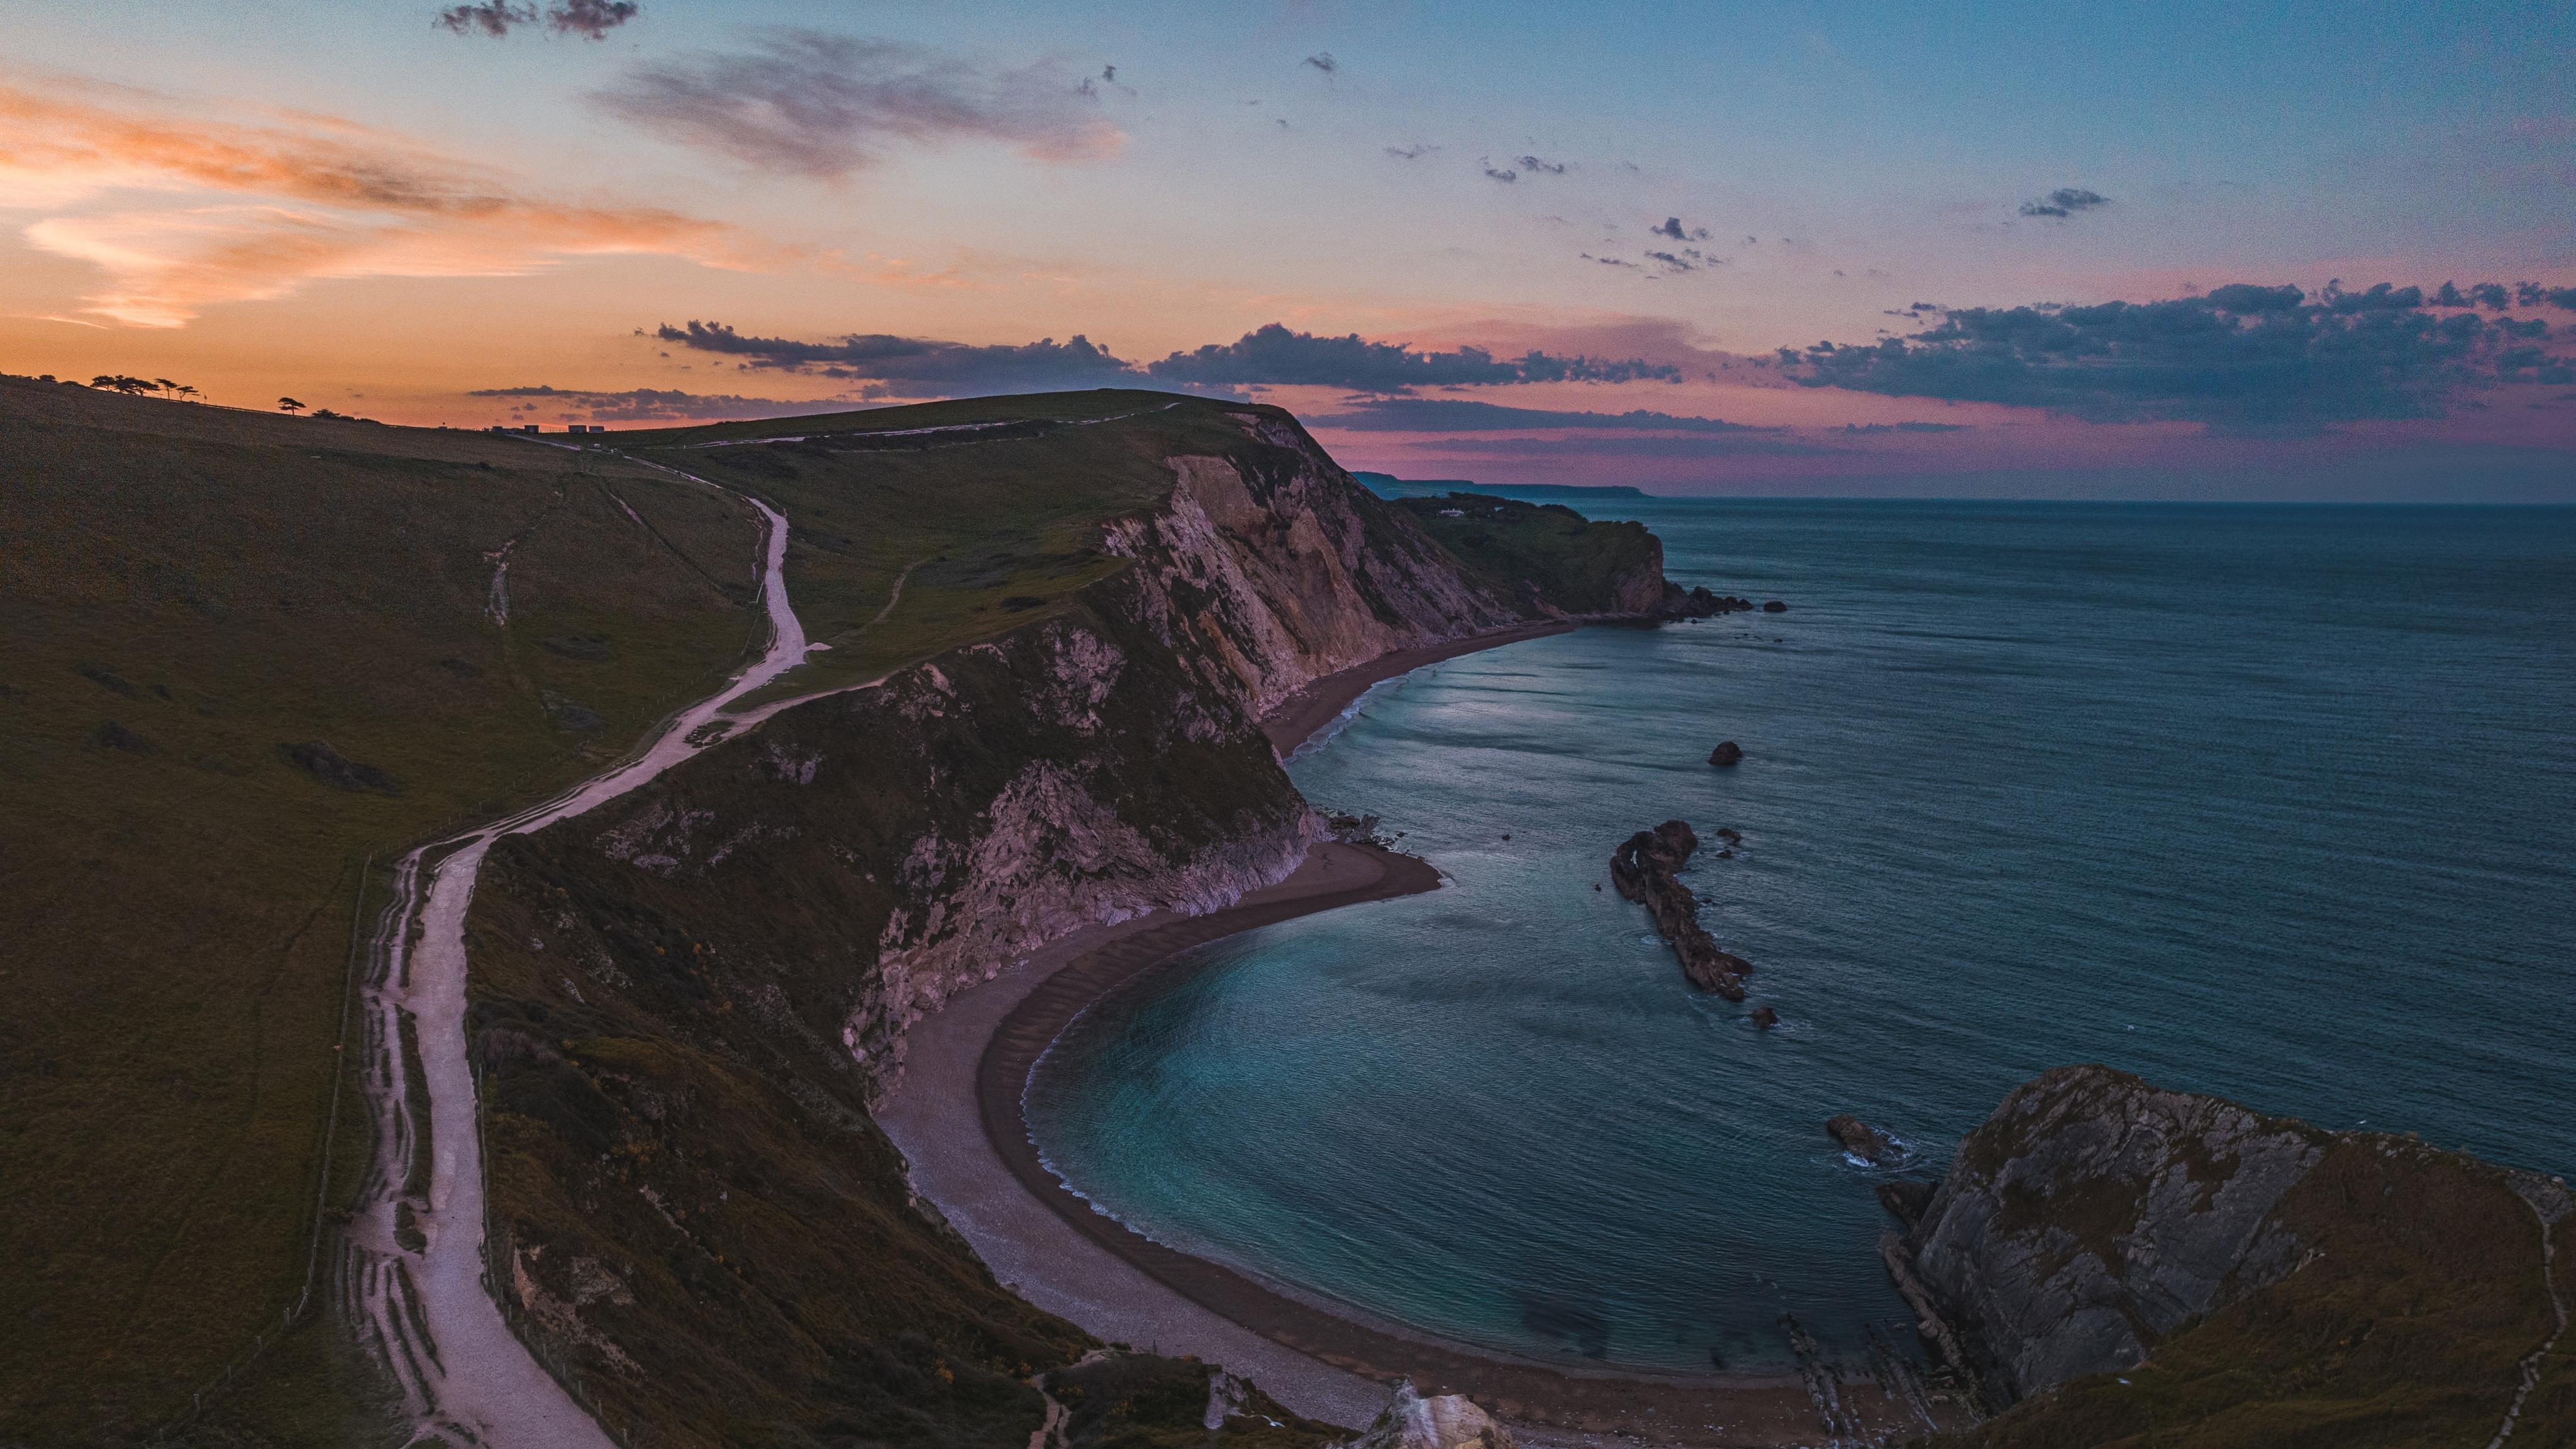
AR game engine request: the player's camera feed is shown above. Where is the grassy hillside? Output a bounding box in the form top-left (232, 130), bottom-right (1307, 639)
top-left (1, 383), bottom-right (1548, 1448)
top-left (0, 377), bottom-right (765, 1445)
top-left (611, 389), bottom-right (1340, 706)
top-left (450, 391), bottom-right (1439, 1445)
top-left (1389, 492), bottom-right (1667, 614)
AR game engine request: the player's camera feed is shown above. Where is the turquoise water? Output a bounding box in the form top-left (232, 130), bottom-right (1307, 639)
top-left (1025, 501), bottom-right (2576, 1374)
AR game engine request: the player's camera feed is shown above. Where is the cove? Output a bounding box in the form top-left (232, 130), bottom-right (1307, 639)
top-left (1025, 499), bottom-right (2576, 1374)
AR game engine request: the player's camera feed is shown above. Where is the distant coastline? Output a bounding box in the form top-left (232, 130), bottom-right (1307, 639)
top-left (1351, 470), bottom-right (1652, 501)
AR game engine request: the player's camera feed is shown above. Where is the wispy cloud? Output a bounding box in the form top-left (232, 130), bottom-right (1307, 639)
top-left (0, 80), bottom-right (745, 326)
top-left (2018, 186), bottom-right (2109, 218)
top-left (595, 31), bottom-right (1121, 179)
top-left (433, 1), bottom-right (638, 40)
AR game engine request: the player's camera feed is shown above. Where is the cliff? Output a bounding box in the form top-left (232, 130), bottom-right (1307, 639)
top-left (1389, 492), bottom-right (1696, 617)
top-left (450, 395), bottom-right (1653, 1445)
top-left (1890, 1065), bottom-right (2575, 1446)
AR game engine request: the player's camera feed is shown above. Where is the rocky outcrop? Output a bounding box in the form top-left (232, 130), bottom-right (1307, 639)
top-left (1344, 1384), bottom-right (1516, 1449)
top-left (1661, 584), bottom-right (1755, 617)
top-left (1890, 1065), bottom-right (2328, 1404)
top-left (1892, 1066), bottom-right (2576, 1443)
top-left (1827, 1114), bottom-right (1906, 1165)
top-left (1707, 740), bottom-right (1743, 767)
top-left (1607, 820), bottom-right (1751, 998)
top-left (1109, 440), bottom-right (1521, 720)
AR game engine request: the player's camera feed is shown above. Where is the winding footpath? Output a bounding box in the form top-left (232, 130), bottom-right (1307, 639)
top-left (350, 469), bottom-right (814, 1448)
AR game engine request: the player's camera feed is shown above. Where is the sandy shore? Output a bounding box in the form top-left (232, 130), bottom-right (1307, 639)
top-left (1260, 622), bottom-right (1574, 758)
top-left (879, 630), bottom-right (1948, 1445)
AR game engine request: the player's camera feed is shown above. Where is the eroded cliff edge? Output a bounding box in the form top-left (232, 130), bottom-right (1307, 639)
top-left (1890, 1064), bottom-right (2576, 1447)
top-left (447, 399), bottom-right (1657, 1446)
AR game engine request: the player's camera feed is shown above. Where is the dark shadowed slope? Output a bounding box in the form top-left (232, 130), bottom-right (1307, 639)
top-left (0, 376), bottom-right (764, 1445)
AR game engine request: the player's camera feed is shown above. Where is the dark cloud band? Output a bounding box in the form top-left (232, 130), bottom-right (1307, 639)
top-left (651, 319), bottom-right (1684, 394)
top-left (1789, 282), bottom-right (2572, 426)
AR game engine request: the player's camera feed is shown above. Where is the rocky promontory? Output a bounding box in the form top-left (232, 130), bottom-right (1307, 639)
top-left (1887, 1065), bottom-right (2575, 1443)
top-left (1608, 820), bottom-right (1752, 998)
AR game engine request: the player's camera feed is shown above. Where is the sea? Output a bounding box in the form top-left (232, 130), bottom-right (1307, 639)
top-left (1024, 498), bottom-right (2576, 1375)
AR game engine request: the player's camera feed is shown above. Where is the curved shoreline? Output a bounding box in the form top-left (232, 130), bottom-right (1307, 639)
top-left (887, 628), bottom-right (1945, 1446)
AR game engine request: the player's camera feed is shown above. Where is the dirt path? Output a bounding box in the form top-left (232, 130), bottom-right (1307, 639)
top-left (350, 468), bottom-right (821, 1448)
top-left (2487, 1188), bottom-right (2570, 1449)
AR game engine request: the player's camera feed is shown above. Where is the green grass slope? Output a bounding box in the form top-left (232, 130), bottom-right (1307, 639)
top-left (0, 377), bottom-right (765, 1445)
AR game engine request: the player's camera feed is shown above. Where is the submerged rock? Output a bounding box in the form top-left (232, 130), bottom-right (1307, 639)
top-left (1750, 1006), bottom-right (1780, 1030)
top-left (1762, 599), bottom-right (1788, 613)
top-left (1827, 1114), bottom-right (1904, 1165)
top-left (1707, 740), bottom-right (1745, 767)
top-left (1608, 820), bottom-right (1752, 998)
top-left (1346, 1384), bottom-right (1516, 1449)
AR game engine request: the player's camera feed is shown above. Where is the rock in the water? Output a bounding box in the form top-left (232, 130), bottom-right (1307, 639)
top-left (1658, 584), bottom-right (1756, 618)
top-left (1750, 1006), bottom-right (1779, 1029)
top-left (1875, 1178), bottom-right (1936, 1224)
top-left (1707, 740), bottom-right (1744, 767)
top-left (1762, 599), bottom-right (1788, 613)
top-left (1608, 821), bottom-right (1751, 998)
top-left (1826, 1114), bottom-right (1904, 1165)
top-left (1346, 1384), bottom-right (1515, 1449)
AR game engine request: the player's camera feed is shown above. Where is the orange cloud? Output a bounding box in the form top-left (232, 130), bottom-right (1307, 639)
top-left (0, 81), bottom-right (755, 327)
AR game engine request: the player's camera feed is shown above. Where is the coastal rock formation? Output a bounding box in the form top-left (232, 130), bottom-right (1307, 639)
top-left (1607, 820), bottom-right (1751, 998)
top-left (1889, 1066), bottom-right (2325, 1402)
top-left (1388, 492), bottom-right (1725, 620)
top-left (1750, 1005), bottom-right (1779, 1029)
top-left (1762, 599), bottom-right (1788, 613)
top-left (1827, 1114), bottom-right (1906, 1165)
top-left (1662, 583), bottom-right (1755, 617)
top-left (1875, 1178), bottom-right (1936, 1224)
top-left (1886, 1063), bottom-right (2576, 1440)
top-left (1707, 740), bottom-right (1744, 766)
top-left (1345, 1384), bottom-right (1516, 1449)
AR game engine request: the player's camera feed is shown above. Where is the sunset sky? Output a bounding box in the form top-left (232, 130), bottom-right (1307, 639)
top-left (4, 0), bottom-right (2572, 497)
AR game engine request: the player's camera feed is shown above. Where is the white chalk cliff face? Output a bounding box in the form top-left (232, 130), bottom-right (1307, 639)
top-left (1345, 1384), bottom-right (1518, 1449)
top-left (532, 419), bottom-right (1526, 1093)
top-left (1109, 443), bottom-right (1522, 718)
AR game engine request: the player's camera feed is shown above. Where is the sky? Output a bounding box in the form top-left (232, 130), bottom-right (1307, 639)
top-left (3, 0), bottom-right (2572, 497)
